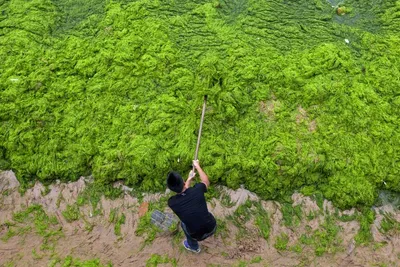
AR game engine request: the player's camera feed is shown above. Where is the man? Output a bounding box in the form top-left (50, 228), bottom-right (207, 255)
top-left (167, 160), bottom-right (217, 253)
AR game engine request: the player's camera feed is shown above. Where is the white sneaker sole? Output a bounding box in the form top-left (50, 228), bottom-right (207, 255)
top-left (183, 241), bottom-right (201, 254)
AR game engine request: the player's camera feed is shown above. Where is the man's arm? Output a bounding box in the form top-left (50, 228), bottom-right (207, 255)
top-left (184, 170), bottom-right (196, 189)
top-left (193, 160), bottom-right (210, 188)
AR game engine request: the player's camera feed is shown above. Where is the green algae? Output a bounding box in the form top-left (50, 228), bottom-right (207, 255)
top-left (0, 0), bottom-right (400, 209)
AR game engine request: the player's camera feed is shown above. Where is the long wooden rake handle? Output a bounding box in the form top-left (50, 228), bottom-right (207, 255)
top-left (193, 95), bottom-right (208, 171)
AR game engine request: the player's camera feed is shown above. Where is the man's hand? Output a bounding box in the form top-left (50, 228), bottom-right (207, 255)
top-left (188, 170), bottom-right (196, 179)
top-left (193, 160), bottom-right (200, 170)
top-left (184, 170), bottom-right (196, 190)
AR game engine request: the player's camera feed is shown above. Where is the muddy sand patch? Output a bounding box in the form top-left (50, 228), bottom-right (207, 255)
top-left (1, 171), bottom-right (400, 266)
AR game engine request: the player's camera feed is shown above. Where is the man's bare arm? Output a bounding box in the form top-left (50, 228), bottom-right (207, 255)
top-left (184, 170), bottom-right (196, 189)
top-left (193, 160), bottom-right (210, 188)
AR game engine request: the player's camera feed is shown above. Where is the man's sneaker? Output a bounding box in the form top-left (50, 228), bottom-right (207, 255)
top-left (183, 240), bottom-right (201, 253)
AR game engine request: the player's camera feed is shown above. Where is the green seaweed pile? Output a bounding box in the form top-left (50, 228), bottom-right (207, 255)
top-left (1, 0), bottom-right (399, 208)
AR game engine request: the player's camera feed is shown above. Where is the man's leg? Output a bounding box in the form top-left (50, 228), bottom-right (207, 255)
top-left (181, 222), bottom-right (199, 251)
top-left (198, 223), bottom-right (217, 241)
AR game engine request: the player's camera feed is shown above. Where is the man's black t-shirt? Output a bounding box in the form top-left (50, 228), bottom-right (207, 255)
top-left (168, 183), bottom-right (216, 240)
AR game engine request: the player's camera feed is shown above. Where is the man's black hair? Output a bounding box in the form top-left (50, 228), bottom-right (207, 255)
top-left (167, 171), bottom-right (184, 193)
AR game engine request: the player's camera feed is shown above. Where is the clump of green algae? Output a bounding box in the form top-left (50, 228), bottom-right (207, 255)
top-left (0, 0), bottom-right (399, 209)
